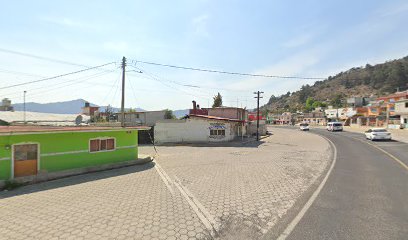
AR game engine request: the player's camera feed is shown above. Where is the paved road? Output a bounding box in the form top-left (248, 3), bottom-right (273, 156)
top-left (0, 128), bottom-right (331, 240)
top-left (281, 127), bottom-right (408, 240)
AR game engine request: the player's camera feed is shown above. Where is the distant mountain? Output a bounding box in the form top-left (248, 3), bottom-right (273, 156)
top-left (264, 56), bottom-right (408, 112)
top-left (173, 109), bottom-right (189, 118)
top-left (12, 99), bottom-right (144, 114)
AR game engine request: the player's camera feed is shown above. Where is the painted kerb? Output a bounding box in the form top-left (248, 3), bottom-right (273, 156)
top-left (0, 129), bottom-right (139, 180)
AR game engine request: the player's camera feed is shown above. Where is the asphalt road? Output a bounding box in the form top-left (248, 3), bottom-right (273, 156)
top-left (282, 127), bottom-right (408, 240)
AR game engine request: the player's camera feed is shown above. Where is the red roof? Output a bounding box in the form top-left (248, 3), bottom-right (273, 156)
top-left (189, 114), bottom-right (244, 123)
top-left (377, 91), bottom-right (408, 101)
top-left (0, 126), bottom-right (150, 134)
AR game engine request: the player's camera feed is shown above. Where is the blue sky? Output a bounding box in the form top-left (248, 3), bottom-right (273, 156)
top-left (1, 0), bottom-right (408, 110)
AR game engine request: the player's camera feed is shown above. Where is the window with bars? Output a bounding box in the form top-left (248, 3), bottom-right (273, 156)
top-left (90, 138), bottom-right (115, 152)
top-left (210, 129), bottom-right (225, 136)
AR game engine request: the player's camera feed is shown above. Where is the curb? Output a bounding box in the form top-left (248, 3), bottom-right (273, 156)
top-left (0, 155), bottom-right (154, 191)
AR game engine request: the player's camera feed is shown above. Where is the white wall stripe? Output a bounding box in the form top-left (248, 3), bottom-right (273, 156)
top-left (0, 157), bottom-right (10, 161)
top-left (40, 145), bottom-right (138, 157)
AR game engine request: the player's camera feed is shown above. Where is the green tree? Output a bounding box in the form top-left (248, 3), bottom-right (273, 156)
top-left (305, 97), bottom-right (315, 111)
top-left (164, 109), bottom-right (176, 119)
top-left (212, 92), bottom-right (223, 108)
top-left (330, 94), bottom-right (344, 108)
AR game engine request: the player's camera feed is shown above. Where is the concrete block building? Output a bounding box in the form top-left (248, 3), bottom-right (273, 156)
top-left (0, 126), bottom-right (148, 184)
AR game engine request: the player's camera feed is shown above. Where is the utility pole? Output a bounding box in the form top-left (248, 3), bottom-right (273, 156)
top-left (254, 91), bottom-right (264, 141)
top-left (121, 56), bottom-right (126, 127)
top-left (23, 90), bottom-right (27, 124)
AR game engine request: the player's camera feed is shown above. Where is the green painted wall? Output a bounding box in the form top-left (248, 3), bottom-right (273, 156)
top-left (0, 129), bottom-right (139, 180)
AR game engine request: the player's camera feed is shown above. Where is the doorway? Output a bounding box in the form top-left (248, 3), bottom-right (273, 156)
top-left (13, 143), bottom-right (39, 178)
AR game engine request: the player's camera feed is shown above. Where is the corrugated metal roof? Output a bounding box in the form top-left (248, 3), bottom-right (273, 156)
top-left (0, 111), bottom-right (90, 126)
top-left (0, 125), bottom-right (150, 134)
top-left (189, 114), bottom-right (244, 122)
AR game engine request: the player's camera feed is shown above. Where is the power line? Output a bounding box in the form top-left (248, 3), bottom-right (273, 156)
top-left (129, 63), bottom-right (251, 94)
top-left (0, 62), bottom-right (116, 90)
top-left (131, 59), bottom-right (326, 80)
top-left (10, 70), bottom-right (115, 101)
top-left (0, 48), bottom-right (92, 68)
top-left (131, 65), bottom-right (211, 100)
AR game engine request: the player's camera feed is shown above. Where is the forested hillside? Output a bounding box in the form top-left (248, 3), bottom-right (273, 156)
top-left (264, 56), bottom-right (408, 112)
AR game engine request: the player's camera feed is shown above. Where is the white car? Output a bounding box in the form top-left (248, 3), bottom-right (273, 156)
top-left (365, 128), bottom-right (392, 141)
top-left (299, 123), bottom-right (309, 131)
top-left (327, 122), bottom-right (343, 131)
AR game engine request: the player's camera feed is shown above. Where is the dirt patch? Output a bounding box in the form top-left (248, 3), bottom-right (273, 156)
top-left (215, 215), bottom-right (266, 240)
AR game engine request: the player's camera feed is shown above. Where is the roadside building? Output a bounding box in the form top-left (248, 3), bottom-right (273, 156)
top-left (395, 99), bottom-right (408, 128)
top-left (248, 112), bottom-right (266, 121)
top-left (302, 112), bottom-right (326, 126)
top-left (117, 110), bottom-right (167, 127)
top-left (154, 114), bottom-right (245, 144)
top-left (0, 126), bottom-right (149, 184)
top-left (0, 111), bottom-right (90, 126)
top-left (189, 101), bottom-right (208, 115)
top-left (81, 102), bottom-right (100, 117)
top-left (205, 107), bottom-right (247, 121)
top-left (346, 97), bottom-right (375, 108)
top-left (0, 98), bottom-right (14, 111)
top-left (275, 112), bottom-right (292, 125)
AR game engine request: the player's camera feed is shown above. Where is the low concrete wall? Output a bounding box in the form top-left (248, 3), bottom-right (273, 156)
top-left (247, 122), bottom-right (267, 136)
top-left (0, 155), bottom-right (153, 190)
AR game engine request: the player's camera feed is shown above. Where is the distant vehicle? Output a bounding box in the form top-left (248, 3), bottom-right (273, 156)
top-left (327, 122), bottom-right (343, 131)
top-left (365, 128), bottom-right (392, 141)
top-left (299, 123), bottom-right (309, 131)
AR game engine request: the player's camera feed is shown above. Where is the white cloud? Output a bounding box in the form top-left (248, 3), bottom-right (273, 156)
top-left (102, 41), bottom-right (129, 54)
top-left (379, 2), bottom-right (408, 17)
top-left (283, 33), bottom-right (313, 48)
top-left (192, 14), bottom-right (210, 37)
top-left (228, 49), bottom-right (324, 93)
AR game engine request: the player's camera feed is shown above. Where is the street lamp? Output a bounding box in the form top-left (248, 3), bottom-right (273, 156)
top-left (23, 91), bottom-right (27, 124)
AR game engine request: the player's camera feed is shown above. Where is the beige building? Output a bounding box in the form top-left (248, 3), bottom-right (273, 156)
top-left (117, 110), bottom-right (167, 127)
top-left (204, 107), bottom-right (247, 121)
top-left (395, 99), bottom-right (408, 128)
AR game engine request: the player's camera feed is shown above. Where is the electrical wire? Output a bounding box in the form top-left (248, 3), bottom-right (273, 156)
top-left (0, 47), bottom-right (94, 68)
top-left (130, 65), bottom-right (211, 100)
top-left (130, 59), bottom-right (326, 80)
top-left (2, 68), bottom-right (116, 98)
top-left (0, 62), bottom-right (116, 90)
top-left (12, 70), bottom-right (115, 101)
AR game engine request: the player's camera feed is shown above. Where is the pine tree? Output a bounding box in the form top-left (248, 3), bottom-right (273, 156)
top-left (212, 92), bottom-right (223, 108)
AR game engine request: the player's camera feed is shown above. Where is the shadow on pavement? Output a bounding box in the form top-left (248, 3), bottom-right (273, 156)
top-left (0, 161), bottom-right (155, 199)
top-left (151, 139), bottom-right (268, 148)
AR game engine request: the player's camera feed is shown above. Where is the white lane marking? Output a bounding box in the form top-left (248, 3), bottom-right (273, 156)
top-left (277, 135), bottom-right (337, 240)
top-left (173, 176), bottom-right (218, 237)
top-left (153, 160), bottom-right (175, 196)
top-left (374, 143), bottom-right (408, 147)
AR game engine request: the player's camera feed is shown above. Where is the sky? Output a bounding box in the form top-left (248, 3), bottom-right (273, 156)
top-left (0, 0), bottom-right (408, 111)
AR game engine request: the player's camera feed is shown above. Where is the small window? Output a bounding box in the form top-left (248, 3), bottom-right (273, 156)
top-left (210, 130), bottom-right (217, 136)
top-left (405, 102), bottom-right (408, 108)
top-left (217, 129), bottom-right (225, 136)
top-left (90, 138), bottom-right (115, 152)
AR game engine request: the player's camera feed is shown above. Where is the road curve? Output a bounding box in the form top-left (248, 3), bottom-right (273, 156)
top-left (283, 127), bottom-right (408, 240)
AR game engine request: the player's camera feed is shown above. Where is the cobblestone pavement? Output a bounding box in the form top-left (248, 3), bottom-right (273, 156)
top-left (0, 128), bottom-right (331, 240)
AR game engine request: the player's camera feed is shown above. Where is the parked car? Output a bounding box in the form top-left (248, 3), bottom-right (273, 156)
top-left (365, 128), bottom-right (392, 141)
top-left (327, 122), bottom-right (343, 131)
top-left (299, 123), bottom-right (309, 131)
